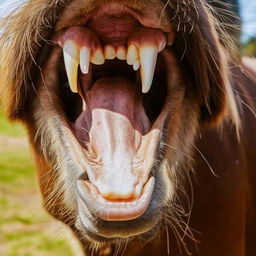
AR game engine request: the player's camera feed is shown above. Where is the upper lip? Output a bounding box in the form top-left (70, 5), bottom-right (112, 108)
top-left (55, 2), bottom-right (174, 37)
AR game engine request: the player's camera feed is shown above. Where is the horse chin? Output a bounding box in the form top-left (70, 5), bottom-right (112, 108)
top-left (75, 210), bottom-right (161, 242)
top-left (74, 168), bottom-right (173, 241)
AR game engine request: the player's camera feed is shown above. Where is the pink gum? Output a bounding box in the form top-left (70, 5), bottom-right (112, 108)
top-left (128, 27), bottom-right (166, 52)
top-left (58, 26), bottom-right (101, 50)
top-left (58, 26), bottom-right (166, 51)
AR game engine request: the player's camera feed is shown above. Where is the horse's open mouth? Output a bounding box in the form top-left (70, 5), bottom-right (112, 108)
top-left (38, 3), bottom-right (179, 237)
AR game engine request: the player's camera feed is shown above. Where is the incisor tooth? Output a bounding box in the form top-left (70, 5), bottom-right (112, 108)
top-left (127, 44), bottom-right (139, 65)
top-left (80, 47), bottom-right (90, 74)
top-left (116, 46), bottom-right (127, 60)
top-left (104, 45), bottom-right (116, 60)
top-left (63, 40), bottom-right (79, 93)
top-left (133, 60), bottom-right (140, 71)
top-left (91, 48), bottom-right (105, 65)
top-left (139, 45), bottom-right (158, 93)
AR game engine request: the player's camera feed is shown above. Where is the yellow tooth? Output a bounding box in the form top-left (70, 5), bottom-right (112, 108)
top-left (139, 45), bottom-right (158, 93)
top-left (63, 40), bottom-right (79, 93)
top-left (133, 60), bottom-right (140, 71)
top-left (91, 48), bottom-right (105, 65)
top-left (80, 47), bottom-right (90, 74)
top-left (104, 45), bottom-right (116, 60)
top-left (127, 44), bottom-right (139, 65)
top-left (116, 46), bottom-right (127, 60)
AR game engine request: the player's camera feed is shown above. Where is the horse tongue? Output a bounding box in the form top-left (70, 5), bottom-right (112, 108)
top-left (74, 77), bottom-right (150, 156)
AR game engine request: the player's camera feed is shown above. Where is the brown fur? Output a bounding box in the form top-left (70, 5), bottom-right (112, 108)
top-left (1, 0), bottom-right (256, 255)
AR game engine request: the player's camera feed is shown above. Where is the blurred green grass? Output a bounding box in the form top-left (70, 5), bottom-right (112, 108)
top-left (0, 111), bottom-right (74, 256)
top-left (0, 112), bottom-right (25, 137)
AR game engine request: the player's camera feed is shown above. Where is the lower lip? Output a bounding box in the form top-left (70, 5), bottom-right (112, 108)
top-left (77, 177), bottom-right (155, 221)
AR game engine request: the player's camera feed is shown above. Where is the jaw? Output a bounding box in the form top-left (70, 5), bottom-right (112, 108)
top-left (26, 0), bottom-right (199, 242)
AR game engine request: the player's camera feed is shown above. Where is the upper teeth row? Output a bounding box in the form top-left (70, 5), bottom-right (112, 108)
top-left (60, 27), bottom-right (166, 94)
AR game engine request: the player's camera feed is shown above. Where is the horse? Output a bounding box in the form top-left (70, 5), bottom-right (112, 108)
top-left (0, 0), bottom-right (256, 255)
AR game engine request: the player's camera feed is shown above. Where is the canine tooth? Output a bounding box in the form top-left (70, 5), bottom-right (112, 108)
top-left (116, 46), bottom-right (127, 60)
top-left (91, 48), bottom-right (105, 65)
top-left (80, 47), bottom-right (90, 74)
top-left (104, 45), bottom-right (116, 60)
top-left (133, 60), bottom-right (140, 71)
top-left (127, 44), bottom-right (139, 65)
top-left (140, 45), bottom-right (158, 93)
top-left (63, 40), bottom-right (79, 93)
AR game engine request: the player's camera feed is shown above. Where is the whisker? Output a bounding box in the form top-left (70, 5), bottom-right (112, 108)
top-left (191, 142), bottom-right (218, 177)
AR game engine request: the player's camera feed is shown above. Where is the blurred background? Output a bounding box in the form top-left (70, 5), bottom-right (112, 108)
top-left (0, 0), bottom-right (255, 255)
top-left (0, 113), bottom-right (77, 256)
top-left (240, 0), bottom-right (256, 56)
